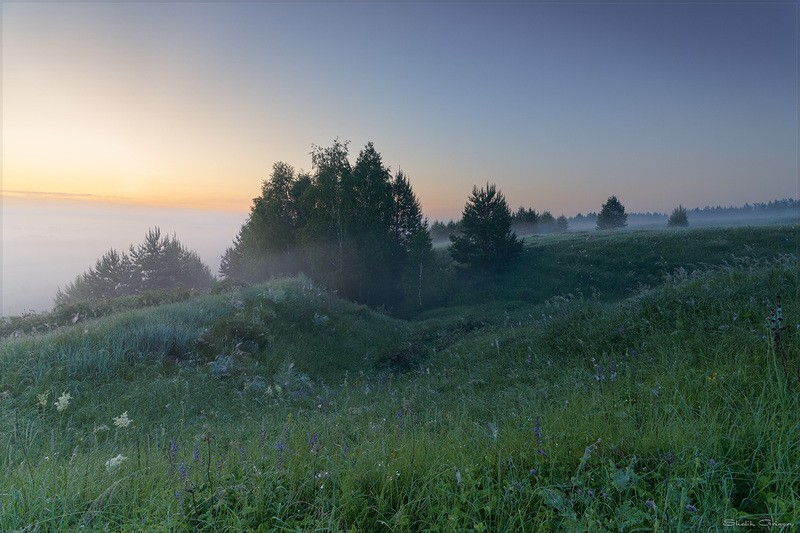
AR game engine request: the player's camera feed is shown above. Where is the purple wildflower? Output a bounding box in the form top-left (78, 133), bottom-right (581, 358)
top-left (309, 433), bottom-right (319, 453)
top-left (168, 437), bottom-right (178, 467)
top-left (260, 427), bottom-right (267, 449)
top-left (193, 446), bottom-right (200, 463)
top-left (276, 439), bottom-right (285, 469)
top-left (609, 358), bottom-right (617, 381)
top-left (175, 490), bottom-right (183, 509)
top-left (594, 365), bottom-right (605, 382)
top-left (686, 504), bottom-right (697, 513)
top-left (533, 417), bottom-right (546, 456)
top-left (645, 499), bottom-right (657, 511)
top-left (178, 462), bottom-right (187, 483)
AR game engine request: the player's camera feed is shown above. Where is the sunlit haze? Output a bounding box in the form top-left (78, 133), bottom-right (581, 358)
top-left (2, 1), bottom-right (798, 314)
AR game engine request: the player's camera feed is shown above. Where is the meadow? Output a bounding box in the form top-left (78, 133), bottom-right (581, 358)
top-left (1, 225), bottom-right (798, 531)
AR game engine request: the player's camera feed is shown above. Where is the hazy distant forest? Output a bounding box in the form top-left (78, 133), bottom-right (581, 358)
top-left (50, 140), bottom-right (798, 318)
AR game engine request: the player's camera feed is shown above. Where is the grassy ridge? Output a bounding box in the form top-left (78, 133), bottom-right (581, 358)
top-left (0, 225), bottom-right (798, 531)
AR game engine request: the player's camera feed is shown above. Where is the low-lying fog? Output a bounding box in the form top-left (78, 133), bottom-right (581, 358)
top-left (2, 197), bottom-right (247, 316)
top-left (2, 196), bottom-right (797, 316)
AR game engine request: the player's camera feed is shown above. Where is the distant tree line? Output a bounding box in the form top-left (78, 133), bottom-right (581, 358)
top-left (56, 228), bottom-right (214, 306)
top-left (431, 206), bottom-right (569, 241)
top-left (220, 140), bottom-right (432, 308)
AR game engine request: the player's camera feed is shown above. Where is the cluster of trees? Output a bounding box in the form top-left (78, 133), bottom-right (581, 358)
top-left (220, 141), bottom-right (432, 307)
top-left (511, 208), bottom-right (569, 234)
top-left (69, 136), bottom-right (789, 311)
top-left (56, 228), bottom-right (214, 305)
top-left (431, 206), bottom-right (569, 241)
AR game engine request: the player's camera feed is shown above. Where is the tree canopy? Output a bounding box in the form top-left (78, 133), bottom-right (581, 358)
top-left (56, 228), bottom-right (214, 306)
top-left (449, 183), bottom-right (522, 272)
top-left (596, 196), bottom-right (628, 230)
top-left (667, 205), bottom-right (689, 227)
top-left (221, 141), bottom-right (432, 308)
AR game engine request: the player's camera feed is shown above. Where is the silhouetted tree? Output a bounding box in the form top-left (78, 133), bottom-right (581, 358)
top-left (596, 196), bottom-right (628, 230)
top-left (449, 183), bottom-right (522, 271)
top-left (221, 140), bottom-right (431, 308)
top-left (392, 170), bottom-right (433, 307)
top-left (667, 205), bottom-right (689, 227)
top-left (57, 228), bottom-right (213, 305)
top-left (556, 215), bottom-right (569, 233)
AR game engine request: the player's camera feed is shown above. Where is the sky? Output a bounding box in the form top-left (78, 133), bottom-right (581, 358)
top-left (1, 0), bottom-right (798, 314)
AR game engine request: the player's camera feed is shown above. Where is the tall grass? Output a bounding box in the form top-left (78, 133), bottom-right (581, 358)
top-left (0, 228), bottom-right (797, 530)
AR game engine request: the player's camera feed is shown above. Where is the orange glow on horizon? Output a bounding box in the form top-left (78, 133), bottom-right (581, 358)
top-left (0, 189), bottom-right (252, 213)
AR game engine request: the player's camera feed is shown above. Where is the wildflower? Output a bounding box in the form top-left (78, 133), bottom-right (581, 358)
top-left (37, 391), bottom-right (49, 408)
top-left (55, 392), bottom-right (72, 412)
top-left (178, 462), bottom-right (187, 482)
top-left (93, 425), bottom-right (110, 434)
top-left (168, 437), bottom-right (178, 466)
top-left (594, 365), bottom-right (605, 382)
top-left (276, 439), bottom-right (285, 469)
top-left (260, 427), bottom-right (267, 449)
top-left (105, 454), bottom-right (127, 472)
top-left (175, 490), bottom-right (183, 509)
top-left (651, 386), bottom-right (661, 398)
top-left (266, 385), bottom-right (274, 396)
top-left (275, 385), bottom-right (282, 394)
top-left (488, 422), bottom-right (498, 442)
top-left (533, 417), bottom-right (546, 456)
top-left (645, 499), bottom-right (657, 511)
top-left (309, 433), bottom-right (319, 453)
top-left (193, 446), bottom-right (201, 463)
top-left (113, 411), bottom-right (132, 429)
top-left (609, 359), bottom-right (617, 381)
top-left (529, 469), bottom-right (537, 476)
top-left (707, 372), bottom-right (717, 384)
top-left (454, 467), bottom-right (462, 486)
top-left (685, 504), bottom-right (697, 513)
top-left (708, 458), bottom-right (718, 468)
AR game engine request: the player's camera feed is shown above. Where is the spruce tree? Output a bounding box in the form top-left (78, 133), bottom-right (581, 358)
top-left (449, 183), bottom-right (522, 271)
top-left (596, 196), bottom-right (628, 230)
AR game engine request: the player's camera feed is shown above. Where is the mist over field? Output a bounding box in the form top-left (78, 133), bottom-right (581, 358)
top-left (1, 196), bottom-right (246, 315)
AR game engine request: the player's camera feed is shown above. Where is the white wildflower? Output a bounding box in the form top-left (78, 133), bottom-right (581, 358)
top-left (93, 425), bottom-right (110, 433)
top-left (37, 391), bottom-right (49, 408)
top-left (105, 454), bottom-right (127, 472)
top-left (274, 385), bottom-right (282, 394)
top-left (55, 392), bottom-right (72, 412)
top-left (113, 411), bottom-right (132, 429)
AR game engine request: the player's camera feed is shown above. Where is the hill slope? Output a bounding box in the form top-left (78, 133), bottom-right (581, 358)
top-left (1, 226), bottom-right (798, 531)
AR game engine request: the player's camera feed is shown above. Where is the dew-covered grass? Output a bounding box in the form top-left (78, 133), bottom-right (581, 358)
top-left (1, 226), bottom-right (798, 531)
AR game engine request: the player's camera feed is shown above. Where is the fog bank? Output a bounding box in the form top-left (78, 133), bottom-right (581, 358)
top-left (1, 196), bottom-right (246, 315)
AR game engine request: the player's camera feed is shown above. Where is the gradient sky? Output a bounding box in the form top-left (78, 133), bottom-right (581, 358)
top-left (3, 0), bottom-right (797, 221)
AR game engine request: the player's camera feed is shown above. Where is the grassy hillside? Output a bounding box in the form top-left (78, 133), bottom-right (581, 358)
top-left (1, 225), bottom-right (798, 531)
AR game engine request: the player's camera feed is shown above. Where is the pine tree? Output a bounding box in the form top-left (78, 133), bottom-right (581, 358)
top-left (667, 205), bottom-right (689, 227)
top-left (596, 196), bottom-right (628, 230)
top-left (449, 183), bottom-right (522, 271)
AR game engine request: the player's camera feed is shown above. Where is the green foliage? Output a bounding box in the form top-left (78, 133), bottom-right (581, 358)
top-left (597, 195), bottom-right (628, 230)
top-left (222, 141), bottom-right (432, 309)
top-left (449, 183), bottom-right (523, 271)
top-left (2, 226), bottom-right (798, 530)
top-left (668, 204), bottom-right (689, 227)
top-left (56, 228), bottom-right (213, 307)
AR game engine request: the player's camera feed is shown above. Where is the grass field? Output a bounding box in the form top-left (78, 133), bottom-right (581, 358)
top-left (1, 225), bottom-right (798, 531)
